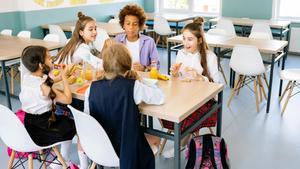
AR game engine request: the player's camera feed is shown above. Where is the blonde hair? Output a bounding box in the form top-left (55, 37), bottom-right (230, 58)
top-left (183, 17), bottom-right (213, 82)
top-left (55, 12), bottom-right (95, 64)
top-left (99, 42), bottom-right (138, 80)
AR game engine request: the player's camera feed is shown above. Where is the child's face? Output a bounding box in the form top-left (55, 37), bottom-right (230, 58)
top-left (182, 30), bottom-right (199, 54)
top-left (80, 20), bottom-right (97, 43)
top-left (123, 15), bottom-right (140, 40)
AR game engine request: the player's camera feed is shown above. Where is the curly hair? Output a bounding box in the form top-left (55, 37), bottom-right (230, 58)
top-left (118, 4), bottom-right (146, 30)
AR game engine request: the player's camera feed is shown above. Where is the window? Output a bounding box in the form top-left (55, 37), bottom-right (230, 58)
top-left (157, 0), bottom-right (221, 16)
top-left (273, 0), bottom-right (300, 21)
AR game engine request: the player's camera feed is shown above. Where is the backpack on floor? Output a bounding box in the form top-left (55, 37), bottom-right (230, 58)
top-left (185, 134), bottom-right (230, 169)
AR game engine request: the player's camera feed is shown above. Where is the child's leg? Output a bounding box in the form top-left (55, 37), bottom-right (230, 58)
top-left (77, 137), bottom-right (88, 169)
top-left (61, 140), bottom-right (72, 162)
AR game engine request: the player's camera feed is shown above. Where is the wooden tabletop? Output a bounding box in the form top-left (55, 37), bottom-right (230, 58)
top-left (209, 17), bottom-right (291, 29)
top-left (41, 21), bottom-right (124, 36)
top-left (54, 72), bottom-right (224, 123)
top-left (217, 36), bottom-right (288, 54)
top-left (0, 35), bottom-right (61, 61)
top-left (146, 12), bottom-right (199, 22)
top-left (167, 33), bottom-right (234, 47)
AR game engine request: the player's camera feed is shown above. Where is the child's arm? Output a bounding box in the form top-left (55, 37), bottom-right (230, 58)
top-left (52, 67), bottom-right (72, 104)
top-left (133, 80), bottom-right (165, 105)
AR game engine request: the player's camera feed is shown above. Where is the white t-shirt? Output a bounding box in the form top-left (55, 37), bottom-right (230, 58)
top-left (83, 79), bottom-right (165, 114)
top-left (19, 74), bottom-right (52, 115)
top-left (126, 38), bottom-right (140, 63)
top-left (176, 49), bottom-right (221, 83)
top-left (57, 43), bottom-right (103, 69)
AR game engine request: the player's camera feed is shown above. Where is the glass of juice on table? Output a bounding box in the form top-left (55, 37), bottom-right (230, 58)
top-left (83, 62), bottom-right (94, 81)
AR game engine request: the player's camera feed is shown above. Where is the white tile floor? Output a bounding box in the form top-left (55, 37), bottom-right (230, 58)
top-left (1, 49), bottom-right (300, 169)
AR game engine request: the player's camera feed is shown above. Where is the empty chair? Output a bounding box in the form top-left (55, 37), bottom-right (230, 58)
top-left (279, 69), bottom-right (300, 115)
top-left (43, 33), bottom-right (60, 42)
top-left (49, 24), bottom-right (68, 45)
top-left (70, 26), bottom-right (75, 34)
top-left (1, 29), bottom-right (12, 36)
top-left (93, 28), bottom-right (109, 52)
top-left (250, 22), bottom-right (273, 40)
top-left (68, 106), bottom-right (119, 168)
top-left (17, 31), bottom-right (31, 38)
top-left (108, 18), bottom-right (119, 23)
top-left (0, 105), bottom-right (68, 169)
top-left (227, 45), bottom-right (268, 112)
top-left (154, 15), bottom-right (176, 45)
top-left (216, 19), bottom-right (236, 37)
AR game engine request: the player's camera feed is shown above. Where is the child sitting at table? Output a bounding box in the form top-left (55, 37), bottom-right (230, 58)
top-left (84, 42), bottom-right (164, 169)
top-left (54, 11), bottom-right (102, 69)
top-left (161, 17), bottom-right (221, 158)
top-left (115, 4), bottom-right (160, 71)
top-left (19, 45), bottom-right (76, 166)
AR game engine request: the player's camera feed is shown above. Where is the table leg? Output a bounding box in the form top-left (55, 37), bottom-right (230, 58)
top-left (174, 122), bottom-right (181, 169)
top-left (167, 41), bottom-right (171, 74)
top-left (266, 54), bottom-right (275, 113)
top-left (1, 61), bottom-right (12, 109)
top-left (216, 91), bottom-right (223, 137)
top-left (279, 47), bottom-right (288, 96)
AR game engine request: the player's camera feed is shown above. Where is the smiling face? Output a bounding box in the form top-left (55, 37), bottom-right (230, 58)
top-left (123, 15), bottom-right (140, 41)
top-left (182, 29), bottom-right (200, 54)
top-left (79, 20), bottom-right (97, 43)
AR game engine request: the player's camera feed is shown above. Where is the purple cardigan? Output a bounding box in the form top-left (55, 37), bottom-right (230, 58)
top-left (114, 33), bottom-right (160, 68)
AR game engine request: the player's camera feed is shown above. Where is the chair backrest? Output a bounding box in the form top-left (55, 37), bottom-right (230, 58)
top-left (216, 19), bottom-right (236, 37)
top-left (207, 28), bottom-right (227, 36)
top-left (49, 24), bottom-right (68, 45)
top-left (154, 15), bottom-right (173, 35)
top-left (17, 31), bottom-right (31, 38)
top-left (1, 29), bottom-right (12, 36)
top-left (93, 28), bottom-right (109, 51)
top-left (230, 45), bottom-right (265, 76)
top-left (43, 34), bottom-right (60, 42)
top-left (70, 26), bottom-right (75, 34)
top-left (68, 106), bottom-right (119, 167)
top-left (250, 22), bottom-right (273, 39)
top-left (0, 105), bottom-right (39, 152)
top-left (108, 18), bottom-right (119, 24)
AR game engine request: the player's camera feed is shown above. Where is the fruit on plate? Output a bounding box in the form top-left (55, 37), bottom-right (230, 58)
top-left (157, 73), bottom-right (169, 81)
top-left (76, 77), bottom-right (84, 86)
top-left (52, 69), bottom-right (60, 77)
top-left (67, 75), bottom-right (77, 85)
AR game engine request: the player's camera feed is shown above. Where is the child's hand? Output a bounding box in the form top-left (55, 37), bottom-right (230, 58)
top-left (170, 63), bottom-right (182, 77)
top-left (61, 65), bottom-right (69, 80)
top-left (133, 62), bottom-right (145, 71)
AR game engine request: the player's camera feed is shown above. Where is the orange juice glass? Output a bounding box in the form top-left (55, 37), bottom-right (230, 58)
top-left (85, 69), bottom-right (93, 81)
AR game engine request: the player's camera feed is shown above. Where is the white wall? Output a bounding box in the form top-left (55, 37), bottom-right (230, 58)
top-left (0, 0), bottom-right (19, 12)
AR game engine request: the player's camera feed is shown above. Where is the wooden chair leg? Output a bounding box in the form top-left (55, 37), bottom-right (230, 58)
top-left (258, 75), bottom-right (267, 100)
top-left (263, 73), bottom-right (269, 88)
top-left (28, 153), bottom-right (33, 169)
top-left (219, 65), bottom-right (228, 85)
top-left (52, 146), bottom-right (68, 169)
top-left (10, 67), bottom-right (14, 95)
top-left (0, 70), bottom-right (3, 80)
top-left (7, 150), bottom-right (15, 169)
top-left (281, 81), bottom-right (295, 115)
top-left (227, 75), bottom-right (242, 107)
top-left (280, 81), bottom-right (292, 102)
top-left (39, 150), bottom-right (47, 169)
top-left (90, 162), bottom-right (97, 169)
top-left (208, 127), bottom-right (214, 134)
top-left (258, 76), bottom-right (263, 102)
top-left (253, 76), bottom-right (260, 112)
top-left (159, 130), bottom-right (172, 155)
top-left (156, 35), bottom-right (161, 45)
top-left (236, 75), bottom-right (245, 95)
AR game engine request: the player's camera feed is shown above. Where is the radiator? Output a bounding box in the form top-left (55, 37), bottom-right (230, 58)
top-left (289, 27), bottom-right (300, 53)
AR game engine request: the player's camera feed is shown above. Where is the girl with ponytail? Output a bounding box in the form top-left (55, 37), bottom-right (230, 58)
top-left (161, 17), bottom-right (221, 158)
top-left (83, 42), bottom-right (164, 169)
top-left (19, 45), bottom-right (76, 165)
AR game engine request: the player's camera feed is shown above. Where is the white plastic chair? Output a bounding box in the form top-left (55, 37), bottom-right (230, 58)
top-left (216, 19), bottom-right (236, 37)
top-left (279, 69), bottom-right (300, 115)
top-left (70, 26), bottom-right (75, 34)
top-left (250, 22), bottom-right (273, 40)
top-left (227, 45), bottom-right (267, 112)
top-left (1, 29), bottom-right (13, 36)
top-left (0, 105), bottom-right (68, 169)
top-left (154, 15), bottom-right (176, 45)
top-left (108, 18), bottom-right (119, 24)
top-left (94, 28), bottom-right (109, 52)
top-left (43, 34), bottom-right (60, 42)
top-left (49, 24), bottom-right (68, 45)
top-left (68, 106), bottom-right (119, 168)
top-left (17, 31), bottom-right (31, 38)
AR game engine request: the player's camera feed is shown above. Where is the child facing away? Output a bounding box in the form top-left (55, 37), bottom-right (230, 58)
top-left (54, 12), bottom-right (102, 70)
top-left (115, 4), bottom-right (160, 71)
top-left (19, 45), bottom-right (76, 166)
top-left (162, 17), bottom-right (221, 158)
top-left (84, 42), bottom-right (165, 169)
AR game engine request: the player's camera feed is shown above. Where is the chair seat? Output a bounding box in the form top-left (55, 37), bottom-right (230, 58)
top-left (280, 69), bottom-right (300, 81)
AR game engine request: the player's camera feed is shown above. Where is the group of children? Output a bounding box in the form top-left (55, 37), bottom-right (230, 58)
top-left (19, 3), bottom-right (220, 169)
